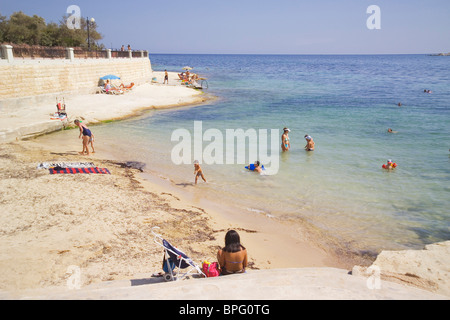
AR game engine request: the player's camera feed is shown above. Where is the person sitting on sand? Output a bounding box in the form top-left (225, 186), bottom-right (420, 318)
top-left (194, 160), bottom-right (207, 184)
top-left (304, 135), bottom-right (315, 151)
top-left (104, 80), bottom-right (111, 92)
top-left (74, 120), bottom-right (93, 156)
top-left (217, 230), bottom-right (248, 275)
top-left (281, 128), bottom-right (290, 152)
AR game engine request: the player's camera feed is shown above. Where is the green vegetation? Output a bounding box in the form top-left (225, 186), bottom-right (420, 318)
top-left (0, 11), bottom-right (103, 49)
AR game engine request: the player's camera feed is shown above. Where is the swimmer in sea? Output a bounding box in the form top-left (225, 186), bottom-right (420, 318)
top-left (281, 128), bottom-right (290, 152)
top-left (304, 135), bottom-right (315, 151)
top-left (382, 159), bottom-right (397, 170)
top-left (194, 160), bottom-right (207, 184)
top-left (74, 119), bottom-right (93, 156)
top-left (250, 161), bottom-right (263, 173)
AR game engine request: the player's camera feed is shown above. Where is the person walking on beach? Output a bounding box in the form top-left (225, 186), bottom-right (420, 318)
top-left (74, 120), bottom-right (93, 156)
top-left (164, 70), bottom-right (169, 84)
top-left (304, 135), bottom-right (315, 151)
top-left (194, 160), bottom-right (207, 184)
top-left (217, 230), bottom-right (248, 275)
top-left (281, 128), bottom-right (290, 152)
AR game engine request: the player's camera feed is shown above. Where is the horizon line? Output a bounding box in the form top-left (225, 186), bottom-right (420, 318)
top-left (148, 52), bottom-right (446, 56)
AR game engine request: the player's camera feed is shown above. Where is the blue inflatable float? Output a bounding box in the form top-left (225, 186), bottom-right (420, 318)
top-left (245, 164), bottom-right (265, 171)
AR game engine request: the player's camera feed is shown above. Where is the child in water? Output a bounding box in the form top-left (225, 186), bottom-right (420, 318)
top-left (382, 159), bottom-right (397, 170)
top-left (194, 160), bottom-right (207, 184)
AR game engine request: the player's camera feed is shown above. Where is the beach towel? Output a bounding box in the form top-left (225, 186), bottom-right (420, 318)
top-left (38, 162), bottom-right (95, 169)
top-left (49, 167), bottom-right (111, 174)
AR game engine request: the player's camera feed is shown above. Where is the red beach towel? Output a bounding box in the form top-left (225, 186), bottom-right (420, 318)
top-left (49, 167), bottom-right (111, 174)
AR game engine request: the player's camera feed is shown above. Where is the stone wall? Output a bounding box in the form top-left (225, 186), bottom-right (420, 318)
top-left (0, 55), bottom-right (152, 109)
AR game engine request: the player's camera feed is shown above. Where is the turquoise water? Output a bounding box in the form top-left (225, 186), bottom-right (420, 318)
top-left (94, 54), bottom-right (450, 256)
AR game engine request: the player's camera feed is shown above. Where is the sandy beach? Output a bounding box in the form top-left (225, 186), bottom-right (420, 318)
top-left (0, 76), bottom-right (449, 300)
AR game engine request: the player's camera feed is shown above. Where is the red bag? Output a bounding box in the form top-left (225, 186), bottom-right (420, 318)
top-left (202, 261), bottom-right (220, 277)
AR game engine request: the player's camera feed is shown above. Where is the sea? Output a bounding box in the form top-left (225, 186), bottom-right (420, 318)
top-left (83, 54), bottom-right (450, 258)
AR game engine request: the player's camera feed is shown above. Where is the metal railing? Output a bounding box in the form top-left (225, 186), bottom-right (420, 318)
top-left (1, 44), bottom-right (149, 60)
top-left (73, 48), bottom-right (108, 59)
top-left (12, 45), bottom-right (67, 59)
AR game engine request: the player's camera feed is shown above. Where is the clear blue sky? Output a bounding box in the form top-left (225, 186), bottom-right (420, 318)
top-left (2, 0), bottom-right (449, 54)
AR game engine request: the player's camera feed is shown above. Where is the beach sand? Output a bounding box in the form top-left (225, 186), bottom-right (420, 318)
top-left (0, 137), bottom-right (344, 293)
top-left (0, 76), bottom-right (448, 299)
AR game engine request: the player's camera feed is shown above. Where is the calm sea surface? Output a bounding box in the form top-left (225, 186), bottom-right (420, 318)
top-left (92, 54), bottom-right (450, 256)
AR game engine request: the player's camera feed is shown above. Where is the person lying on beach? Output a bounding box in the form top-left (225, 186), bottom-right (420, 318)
top-left (217, 230), bottom-right (248, 275)
top-left (304, 135), bottom-right (315, 151)
top-left (119, 82), bottom-right (135, 89)
top-left (194, 160), bottom-right (207, 184)
top-left (281, 128), bottom-right (290, 152)
top-left (74, 120), bottom-right (93, 156)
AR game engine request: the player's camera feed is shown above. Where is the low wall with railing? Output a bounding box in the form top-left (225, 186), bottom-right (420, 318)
top-left (0, 44), bottom-right (152, 105)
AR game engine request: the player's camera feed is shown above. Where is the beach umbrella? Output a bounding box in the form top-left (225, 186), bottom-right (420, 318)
top-left (100, 74), bottom-right (121, 80)
top-left (183, 66), bottom-right (193, 70)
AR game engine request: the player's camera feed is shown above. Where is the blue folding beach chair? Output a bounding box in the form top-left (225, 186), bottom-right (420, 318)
top-left (152, 227), bottom-right (205, 281)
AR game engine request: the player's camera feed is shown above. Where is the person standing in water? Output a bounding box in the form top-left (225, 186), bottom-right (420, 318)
top-left (281, 128), bottom-right (290, 152)
top-left (74, 120), bottom-right (93, 156)
top-left (304, 134), bottom-right (315, 151)
top-left (193, 160), bottom-right (207, 184)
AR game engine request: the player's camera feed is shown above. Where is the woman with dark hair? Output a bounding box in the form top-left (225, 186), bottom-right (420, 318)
top-left (217, 230), bottom-right (248, 275)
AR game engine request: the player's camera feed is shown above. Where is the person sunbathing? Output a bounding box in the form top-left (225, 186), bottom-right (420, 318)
top-left (119, 82), bottom-right (135, 89)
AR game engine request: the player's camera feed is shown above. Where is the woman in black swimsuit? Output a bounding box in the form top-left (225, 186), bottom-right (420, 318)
top-left (74, 120), bottom-right (93, 156)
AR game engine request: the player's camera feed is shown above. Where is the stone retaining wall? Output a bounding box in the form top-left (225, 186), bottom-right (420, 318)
top-left (0, 57), bottom-right (152, 99)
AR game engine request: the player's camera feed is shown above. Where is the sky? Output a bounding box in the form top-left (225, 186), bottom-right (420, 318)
top-left (2, 0), bottom-right (450, 54)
